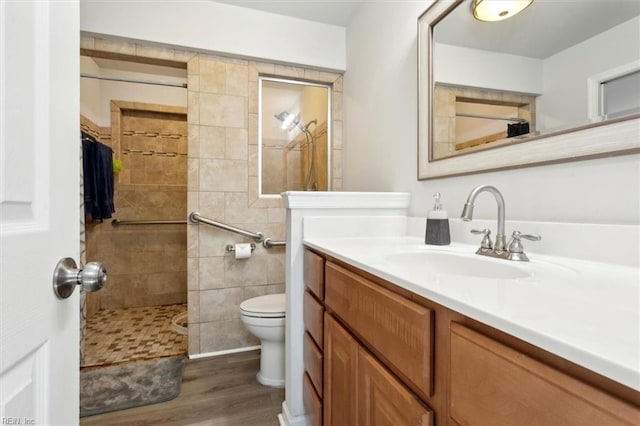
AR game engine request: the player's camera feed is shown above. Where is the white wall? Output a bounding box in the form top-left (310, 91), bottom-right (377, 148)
top-left (538, 16), bottom-right (640, 133)
top-left (80, 0), bottom-right (346, 71)
top-left (434, 43), bottom-right (542, 94)
top-left (344, 2), bottom-right (640, 225)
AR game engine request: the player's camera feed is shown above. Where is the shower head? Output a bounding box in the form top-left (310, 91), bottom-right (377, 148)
top-left (274, 111), bottom-right (308, 132)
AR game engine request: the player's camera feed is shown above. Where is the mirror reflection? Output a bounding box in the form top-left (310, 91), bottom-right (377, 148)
top-left (259, 77), bottom-right (330, 195)
top-left (430, 0), bottom-right (640, 161)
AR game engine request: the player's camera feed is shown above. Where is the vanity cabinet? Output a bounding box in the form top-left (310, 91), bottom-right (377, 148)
top-left (303, 248), bottom-right (640, 426)
top-left (303, 250), bottom-right (326, 426)
top-left (324, 314), bottom-right (358, 426)
top-left (449, 322), bottom-right (638, 425)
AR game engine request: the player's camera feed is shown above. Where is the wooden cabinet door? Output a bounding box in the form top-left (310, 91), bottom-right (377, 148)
top-left (325, 262), bottom-right (434, 398)
top-left (358, 347), bottom-right (433, 426)
top-left (304, 249), bottom-right (325, 299)
top-left (450, 322), bottom-right (639, 426)
top-left (324, 314), bottom-right (358, 426)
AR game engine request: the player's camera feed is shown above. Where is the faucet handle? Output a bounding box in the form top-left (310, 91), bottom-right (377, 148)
top-left (471, 229), bottom-right (493, 249)
top-left (508, 231), bottom-right (541, 254)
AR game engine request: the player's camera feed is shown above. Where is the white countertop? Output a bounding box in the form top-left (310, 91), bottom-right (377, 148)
top-left (304, 236), bottom-right (640, 391)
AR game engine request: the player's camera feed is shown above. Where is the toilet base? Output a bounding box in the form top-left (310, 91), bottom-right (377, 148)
top-left (257, 371), bottom-right (285, 388)
top-left (256, 339), bottom-right (285, 388)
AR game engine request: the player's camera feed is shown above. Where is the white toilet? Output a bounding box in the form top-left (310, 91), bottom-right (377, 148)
top-left (239, 293), bottom-right (286, 387)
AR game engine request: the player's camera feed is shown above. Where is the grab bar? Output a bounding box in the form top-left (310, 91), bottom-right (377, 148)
top-left (112, 219), bottom-right (187, 227)
top-left (263, 238), bottom-right (286, 248)
top-left (189, 212), bottom-right (264, 242)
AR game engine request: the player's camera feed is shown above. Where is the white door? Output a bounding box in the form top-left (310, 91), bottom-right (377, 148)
top-left (1, 0), bottom-right (80, 424)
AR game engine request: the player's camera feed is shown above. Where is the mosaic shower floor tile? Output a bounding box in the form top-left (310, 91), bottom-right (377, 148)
top-left (83, 304), bottom-right (187, 367)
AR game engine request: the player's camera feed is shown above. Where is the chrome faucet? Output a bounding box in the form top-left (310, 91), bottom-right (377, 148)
top-left (461, 185), bottom-right (507, 251)
top-left (461, 185), bottom-right (540, 261)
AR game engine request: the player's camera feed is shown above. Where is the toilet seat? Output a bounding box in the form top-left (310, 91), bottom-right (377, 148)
top-left (240, 293), bottom-right (286, 318)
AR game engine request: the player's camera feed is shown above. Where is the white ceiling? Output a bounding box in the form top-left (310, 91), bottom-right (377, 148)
top-left (436, 1), bottom-right (640, 59)
top-left (211, 1), bottom-right (640, 59)
top-left (212, 0), bottom-right (366, 26)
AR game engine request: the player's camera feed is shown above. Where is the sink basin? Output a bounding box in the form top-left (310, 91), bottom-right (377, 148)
top-left (385, 251), bottom-right (531, 279)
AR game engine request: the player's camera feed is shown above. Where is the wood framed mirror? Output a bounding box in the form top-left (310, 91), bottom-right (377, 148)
top-left (418, 0), bottom-right (640, 180)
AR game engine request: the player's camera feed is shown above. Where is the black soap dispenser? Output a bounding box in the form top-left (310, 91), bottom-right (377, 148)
top-left (425, 192), bottom-right (451, 245)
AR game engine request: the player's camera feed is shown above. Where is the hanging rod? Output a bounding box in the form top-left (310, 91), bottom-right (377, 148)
top-left (189, 212), bottom-right (264, 242)
top-left (112, 219), bottom-right (187, 226)
top-left (456, 112), bottom-right (526, 123)
top-left (80, 73), bottom-right (187, 88)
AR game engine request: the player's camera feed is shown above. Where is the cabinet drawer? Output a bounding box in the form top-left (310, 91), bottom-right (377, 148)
top-left (359, 346), bottom-right (433, 426)
top-left (450, 323), bottom-right (639, 426)
top-left (304, 290), bottom-right (324, 349)
top-left (304, 332), bottom-right (323, 397)
top-left (304, 249), bottom-right (325, 299)
top-left (325, 262), bottom-right (434, 398)
top-left (303, 373), bottom-right (322, 426)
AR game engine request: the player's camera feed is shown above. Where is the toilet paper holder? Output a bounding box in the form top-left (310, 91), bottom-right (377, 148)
top-left (226, 243), bottom-right (256, 253)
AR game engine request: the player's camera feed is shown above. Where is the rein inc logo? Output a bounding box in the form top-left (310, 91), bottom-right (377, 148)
top-left (1, 418), bottom-right (35, 425)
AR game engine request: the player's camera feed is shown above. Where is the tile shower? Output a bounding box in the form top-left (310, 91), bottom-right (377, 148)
top-left (81, 103), bottom-right (188, 367)
top-left (79, 35), bottom-right (344, 360)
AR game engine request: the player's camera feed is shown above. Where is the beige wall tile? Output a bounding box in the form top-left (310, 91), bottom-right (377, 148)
top-left (248, 145), bottom-right (259, 178)
top-left (198, 256), bottom-right (225, 290)
top-left (188, 124), bottom-right (200, 158)
top-left (199, 191), bottom-right (225, 220)
top-left (248, 113), bottom-right (259, 145)
top-left (200, 93), bottom-right (246, 128)
top-left (249, 62), bottom-right (275, 82)
top-left (199, 288), bottom-right (244, 322)
top-left (80, 36), bottom-right (95, 50)
top-left (266, 252), bottom-right (286, 284)
top-left (200, 159), bottom-right (247, 192)
top-left (274, 65), bottom-right (305, 79)
top-left (188, 92), bottom-right (199, 124)
top-left (332, 149), bottom-right (342, 178)
top-left (267, 207), bottom-right (285, 223)
top-left (248, 82), bottom-right (258, 114)
top-left (243, 283), bottom-right (285, 300)
top-left (187, 191), bottom-right (199, 215)
top-left (200, 126), bottom-right (225, 159)
top-left (188, 224), bottom-right (199, 258)
top-left (332, 91), bottom-right (343, 121)
top-left (226, 63), bottom-right (249, 96)
top-left (199, 319), bottom-right (258, 353)
top-left (188, 290), bottom-right (200, 323)
top-left (184, 52), bottom-right (344, 354)
top-left (136, 44), bottom-right (175, 60)
top-left (224, 255), bottom-right (268, 287)
top-left (95, 38), bottom-right (136, 55)
top-left (188, 159), bottom-right (199, 191)
top-left (332, 75), bottom-right (343, 92)
top-left (174, 49), bottom-right (196, 63)
top-left (200, 59), bottom-right (226, 94)
top-left (332, 120), bottom-right (343, 150)
top-left (83, 46), bottom-right (348, 356)
top-left (189, 324), bottom-right (200, 355)
top-left (187, 56), bottom-right (199, 76)
top-left (199, 230), bottom-right (247, 257)
top-left (188, 75), bottom-right (200, 92)
top-left (224, 192), bottom-right (268, 224)
top-left (225, 128), bottom-right (248, 160)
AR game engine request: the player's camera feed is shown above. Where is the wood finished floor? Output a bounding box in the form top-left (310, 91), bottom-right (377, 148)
top-left (80, 350), bottom-right (284, 426)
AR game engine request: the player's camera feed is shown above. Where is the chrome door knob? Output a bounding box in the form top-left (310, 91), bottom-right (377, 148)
top-left (53, 258), bottom-right (107, 299)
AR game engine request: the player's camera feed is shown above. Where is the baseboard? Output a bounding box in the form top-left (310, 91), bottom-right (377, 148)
top-left (188, 345), bottom-right (261, 360)
top-left (279, 401), bottom-right (309, 426)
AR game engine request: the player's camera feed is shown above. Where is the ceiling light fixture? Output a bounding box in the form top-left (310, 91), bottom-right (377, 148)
top-left (472, 0), bottom-right (534, 22)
